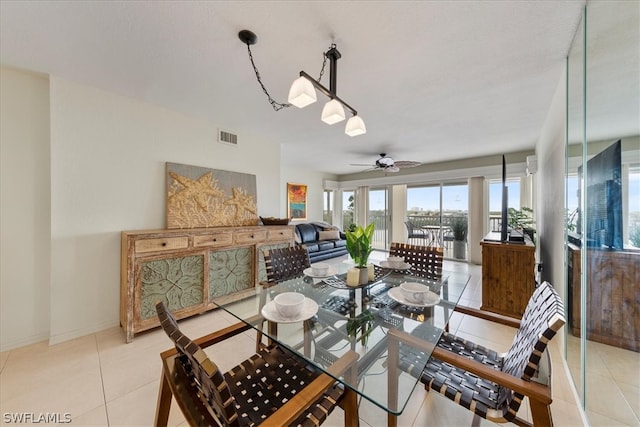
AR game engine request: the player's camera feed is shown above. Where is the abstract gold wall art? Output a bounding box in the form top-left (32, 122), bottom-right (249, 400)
top-left (166, 162), bottom-right (258, 228)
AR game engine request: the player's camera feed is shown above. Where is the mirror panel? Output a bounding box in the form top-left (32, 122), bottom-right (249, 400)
top-left (566, 4), bottom-right (585, 403)
top-left (566, 1), bottom-right (640, 422)
top-left (584, 0), bottom-right (639, 421)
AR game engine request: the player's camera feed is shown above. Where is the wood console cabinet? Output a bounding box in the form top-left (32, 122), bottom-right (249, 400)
top-left (568, 244), bottom-right (639, 352)
top-left (120, 225), bottom-right (294, 342)
top-left (480, 236), bottom-right (536, 319)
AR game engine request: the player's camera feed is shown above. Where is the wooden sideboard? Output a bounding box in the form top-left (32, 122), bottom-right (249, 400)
top-left (120, 225), bottom-right (294, 342)
top-left (568, 244), bottom-right (639, 352)
top-left (480, 236), bottom-right (536, 319)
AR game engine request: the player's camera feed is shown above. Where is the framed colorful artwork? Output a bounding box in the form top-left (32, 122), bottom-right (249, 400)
top-left (287, 183), bottom-right (307, 220)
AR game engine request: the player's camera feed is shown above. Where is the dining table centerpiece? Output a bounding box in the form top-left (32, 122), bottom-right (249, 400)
top-left (345, 223), bottom-right (375, 285)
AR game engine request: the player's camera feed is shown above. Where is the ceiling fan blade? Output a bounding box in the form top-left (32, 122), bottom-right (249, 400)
top-left (394, 160), bottom-right (422, 168)
top-left (349, 163), bottom-right (376, 167)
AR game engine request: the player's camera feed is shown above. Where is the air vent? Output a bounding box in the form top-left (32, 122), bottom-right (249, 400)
top-left (218, 129), bottom-right (238, 145)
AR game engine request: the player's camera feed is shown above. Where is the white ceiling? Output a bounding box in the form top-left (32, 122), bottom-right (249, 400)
top-left (0, 0), bottom-right (587, 175)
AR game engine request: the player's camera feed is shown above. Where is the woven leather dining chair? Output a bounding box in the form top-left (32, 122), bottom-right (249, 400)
top-left (256, 246), bottom-right (312, 350)
top-left (388, 281), bottom-right (565, 427)
top-left (263, 245), bottom-right (311, 283)
top-left (389, 242), bottom-right (443, 281)
top-left (154, 301), bottom-right (358, 427)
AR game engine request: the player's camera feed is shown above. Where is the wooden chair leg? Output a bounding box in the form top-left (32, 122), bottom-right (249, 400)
top-left (154, 369), bottom-right (173, 427)
top-left (342, 387), bottom-right (359, 427)
top-left (530, 399), bottom-right (553, 427)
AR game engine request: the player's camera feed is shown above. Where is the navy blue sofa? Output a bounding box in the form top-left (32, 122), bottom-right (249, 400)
top-left (294, 223), bottom-right (348, 262)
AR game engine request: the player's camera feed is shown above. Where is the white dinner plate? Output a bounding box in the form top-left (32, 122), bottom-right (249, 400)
top-left (388, 286), bottom-right (440, 308)
top-left (378, 261), bottom-right (412, 270)
top-left (261, 298), bottom-right (319, 323)
top-left (303, 266), bottom-right (338, 278)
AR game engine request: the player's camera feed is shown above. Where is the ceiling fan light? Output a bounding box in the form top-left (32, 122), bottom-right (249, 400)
top-left (345, 115), bottom-right (366, 136)
top-left (288, 76), bottom-right (317, 108)
top-left (321, 99), bottom-right (345, 125)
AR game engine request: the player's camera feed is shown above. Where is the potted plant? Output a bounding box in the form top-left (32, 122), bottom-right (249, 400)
top-left (345, 223), bottom-right (375, 284)
top-left (508, 207), bottom-right (536, 243)
top-left (450, 216), bottom-right (467, 259)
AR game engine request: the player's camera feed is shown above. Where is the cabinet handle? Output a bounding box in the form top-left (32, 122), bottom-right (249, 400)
top-left (161, 242), bottom-right (167, 247)
top-left (250, 234), bottom-right (254, 238)
top-left (213, 238), bottom-right (217, 242)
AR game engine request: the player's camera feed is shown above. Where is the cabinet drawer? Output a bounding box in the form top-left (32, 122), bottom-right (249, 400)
top-left (193, 233), bottom-right (233, 248)
top-left (235, 230), bottom-right (268, 244)
top-left (134, 236), bottom-right (189, 253)
top-left (267, 228), bottom-right (294, 241)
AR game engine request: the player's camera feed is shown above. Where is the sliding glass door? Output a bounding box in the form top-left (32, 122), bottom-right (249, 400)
top-left (368, 187), bottom-right (388, 250)
top-left (407, 182), bottom-right (469, 259)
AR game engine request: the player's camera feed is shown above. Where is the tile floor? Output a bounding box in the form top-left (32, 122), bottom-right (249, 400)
top-left (0, 253), bottom-right (635, 426)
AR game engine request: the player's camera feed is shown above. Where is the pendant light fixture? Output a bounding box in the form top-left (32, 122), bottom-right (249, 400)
top-left (239, 30), bottom-right (366, 137)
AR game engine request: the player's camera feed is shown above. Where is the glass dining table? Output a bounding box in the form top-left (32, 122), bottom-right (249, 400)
top-left (211, 261), bottom-right (470, 426)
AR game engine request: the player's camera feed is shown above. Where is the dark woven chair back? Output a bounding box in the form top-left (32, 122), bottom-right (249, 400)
top-left (156, 301), bottom-right (240, 426)
top-left (499, 281), bottom-right (565, 413)
top-left (390, 242), bottom-right (443, 281)
top-left (263, 245), bottom-right (311, 283)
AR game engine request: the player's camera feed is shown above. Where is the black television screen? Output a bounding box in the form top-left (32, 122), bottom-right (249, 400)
top-left (582, 140), bottom-right (623, 249)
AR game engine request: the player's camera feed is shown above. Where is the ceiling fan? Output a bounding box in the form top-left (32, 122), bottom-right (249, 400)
top-left (350, 153), bottom-right (422, 173)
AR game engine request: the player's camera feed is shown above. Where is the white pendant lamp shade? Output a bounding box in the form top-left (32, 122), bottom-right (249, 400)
top-left (321, 99), bottom-right (346, 125)
top-left (288, 77), bottom-right (317, 108)
top-left (345, 115), bottom-right (366, 136)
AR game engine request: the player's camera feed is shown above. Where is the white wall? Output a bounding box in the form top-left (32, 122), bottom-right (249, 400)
top-left (1, 68), bottom-right (284, 349)
top-left (536, 66), bottom-right (567, 316)
top-left (0, 68), bottom-right (51, 349)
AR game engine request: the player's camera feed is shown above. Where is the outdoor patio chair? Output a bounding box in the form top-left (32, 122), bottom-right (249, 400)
top-left (154, 301), bottom-right (358, 427)
top-left (404, 221), bottom-right (431, 245)
top-left (388, 281), bottom-right (565, 427)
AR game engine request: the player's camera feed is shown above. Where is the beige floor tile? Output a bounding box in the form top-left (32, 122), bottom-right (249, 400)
top-left (358, 383), bottom-right (426, 427)
top-left (57, 405), bottom-right (108, 427)
top-left (587, 408), bottom-right (640, 427)
top-left (413, 392), bottom-right (500, 426)
top-left (617, 381), bottom-right (640, 421)
top-left (0, 364), bottom-right (104, 422)
top-left (106, 380), bottom-right (157, 427)
top-left (550, 397), bottom-right (587, 427)
top-left (0, 335), bottom-right (104, 418)
top-left (96, 328), bottom-right (170, 403)
top-left (585, 372), bottom-right (638, 426)
top-left (597, 342), bottom-right (640, 389)
top-left (321, 409), bottom-right (353, 427)
top-left (454, 317), bottom-right (516, 351)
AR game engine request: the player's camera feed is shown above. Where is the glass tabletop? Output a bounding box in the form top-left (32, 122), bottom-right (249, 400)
top-left (212, 264), bottom-right (470, 415)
